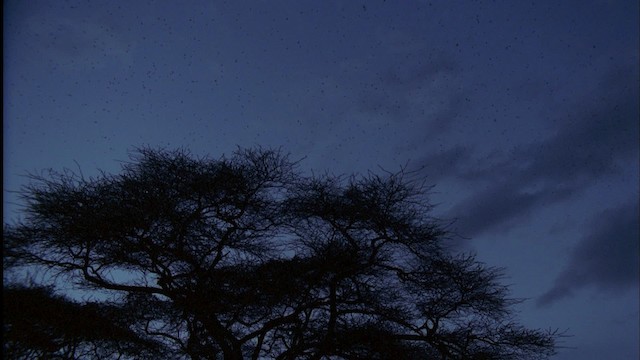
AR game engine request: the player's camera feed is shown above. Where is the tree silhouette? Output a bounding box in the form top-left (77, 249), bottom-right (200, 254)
top-left (3, 283), bottom-right (166, 359)
top-left (4, 147), bottom-right (559, 359)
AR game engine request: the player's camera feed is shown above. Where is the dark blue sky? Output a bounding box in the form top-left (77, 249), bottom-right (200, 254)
top-left (4, 1), bottom-right (638, 358)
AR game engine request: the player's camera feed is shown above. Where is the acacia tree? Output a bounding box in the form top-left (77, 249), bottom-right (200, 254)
top-left (4, 147), bottom-right (559, 360)
top-left (3, 283), bottom-right (166, 359)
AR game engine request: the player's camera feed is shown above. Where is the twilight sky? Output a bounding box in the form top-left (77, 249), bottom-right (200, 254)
top-left (3, 1), bottom-right (639, 358)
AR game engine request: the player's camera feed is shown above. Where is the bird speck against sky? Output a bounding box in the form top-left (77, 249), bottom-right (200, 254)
top-left (3, 1), bottom-right (639, 359)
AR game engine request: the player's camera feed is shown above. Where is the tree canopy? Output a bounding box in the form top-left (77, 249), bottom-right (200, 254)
top-left (3, 147), bottom-right (559, 359)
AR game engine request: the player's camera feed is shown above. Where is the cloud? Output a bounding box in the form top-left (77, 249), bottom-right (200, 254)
top-left (430, 63), bottom-right (639, 238)
top-left (515, 66), bottom-right (639, 185)
top-left (414, 145), bottom-right (472, 183)
top-left (353, 52), bottom-right (465, 125)
top-left (24, 12), bottom-right (135, 70)
top-left (537, 201), bottom-right (639, 306)
top-left (328, 29), bottom-right (471, 141)
top-left (286, 35), bottom-right (471, 171)
top-left (447, 180), bottom-right (576, 237)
